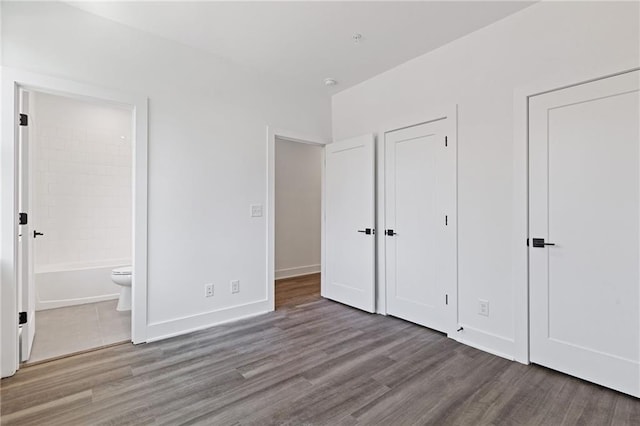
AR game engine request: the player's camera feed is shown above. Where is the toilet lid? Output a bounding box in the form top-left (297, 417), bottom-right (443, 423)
top-left (112, 266), bottom-right (132, 275)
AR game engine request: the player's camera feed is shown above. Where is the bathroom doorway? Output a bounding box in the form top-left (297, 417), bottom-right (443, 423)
top-left (2, 69), bottom-right (148, 378)
top-left (19, 90), bottom-right (135, 364)
top-left (269, 131), bottom-right (326, 310)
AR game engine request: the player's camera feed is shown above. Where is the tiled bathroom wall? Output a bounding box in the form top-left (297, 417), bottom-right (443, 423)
top-left (33, 92), bottom-right (133, 269)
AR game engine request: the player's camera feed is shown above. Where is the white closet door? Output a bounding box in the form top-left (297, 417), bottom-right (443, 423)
top-left (324, 134), bottom-right (376, 312)
top-left (529, 70), bottom-right (640, 397)
top-left (385, 119), bottom-right (455, 333)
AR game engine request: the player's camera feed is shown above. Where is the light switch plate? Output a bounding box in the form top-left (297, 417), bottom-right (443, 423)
top-left (251, 204), bottom-right (263, 217)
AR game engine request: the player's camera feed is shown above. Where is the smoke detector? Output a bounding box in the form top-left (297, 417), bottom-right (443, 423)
top-left (353, 33), bottom-right (362, 44)
top-left (324, 78), bottom-right (338, 87)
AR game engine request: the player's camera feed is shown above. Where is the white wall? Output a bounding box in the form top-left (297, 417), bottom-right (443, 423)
top-left (332, 1), bottom-right (640, 358)
top-left (275, 138), bottom-right (322, 279)
top-left (32, 92), bottom-right (132, 269)
top-left (1, 1), bottom-right (331, 340)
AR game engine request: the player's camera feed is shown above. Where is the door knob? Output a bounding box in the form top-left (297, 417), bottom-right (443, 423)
top-left (357, 228), bottom-right (374, 235)
top-left (532, 238), bottom-right (554, 248)
top-left (33, 231), bottom-right (44, 238)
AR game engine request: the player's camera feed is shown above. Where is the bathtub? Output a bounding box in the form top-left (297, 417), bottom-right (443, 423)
top-left (35, 259), bottom-right (131, 311)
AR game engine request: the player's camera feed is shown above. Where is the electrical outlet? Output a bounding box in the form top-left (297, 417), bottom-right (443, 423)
top-left (205, 283), bottom-right (214, 298)
top-left (478, 299), bottom-right (489, 316)
top-left (231, 280), bottom-right (240, 294)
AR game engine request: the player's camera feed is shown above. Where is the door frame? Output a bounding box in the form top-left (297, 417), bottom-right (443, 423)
top-left (266, 127), bottom-right (329, 310)
top-left (512, 65), bottom-right (640, 365)
top-left (1, 67), bottom-right (149, 377)
top-left (376, 104), bottom-right (458, 335)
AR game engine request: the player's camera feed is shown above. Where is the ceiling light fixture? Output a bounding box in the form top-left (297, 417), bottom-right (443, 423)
top-left (324, 78), bottom-right (338, 87)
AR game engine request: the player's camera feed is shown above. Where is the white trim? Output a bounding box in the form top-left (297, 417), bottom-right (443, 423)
top-left (512, 65), bottom-right (640, 366)
top-left (146, 300), bottom-right (270, 342)
top-left (0, 67), bottom-right (149, 377)
top-left (376, 105), bottom-right (459, 335)
top-left (37, 294), bottom-right (119, 311)
top-left (452, 324), bottom-right (516, 361)
top-left (375, 132), bottom-right (385, 315)
top-left (266, 127), bottom-right (329, 313)
top-left (35, 259), bottom-right (131, 274)
top-left (275, 264), bottom-right (321, 280)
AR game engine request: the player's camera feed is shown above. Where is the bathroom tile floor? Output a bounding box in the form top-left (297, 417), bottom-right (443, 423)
top-left (25, 300), bottom-right (130, 364)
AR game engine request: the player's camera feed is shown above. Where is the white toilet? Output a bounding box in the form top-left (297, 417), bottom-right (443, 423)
top-left (111, 266), bottom-right (132, 311)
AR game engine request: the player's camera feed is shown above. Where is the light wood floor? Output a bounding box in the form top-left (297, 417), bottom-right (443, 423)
top-left (275, 273), bottom-right (321, 309)
top-left (1, 273), bottom-right (639, 425)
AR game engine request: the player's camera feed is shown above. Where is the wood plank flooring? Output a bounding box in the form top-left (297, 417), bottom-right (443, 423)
top-left (275, 273), bottom-right (320, 309)
top-left (2, 273), bottom-right (639, 425)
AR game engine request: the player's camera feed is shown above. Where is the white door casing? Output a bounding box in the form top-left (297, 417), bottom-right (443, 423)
top-left (384, 119), bottom-right (456, 333)
top-left (2, 69), bottom-right (149, 378)
top-left (324, 134), bottom-right (376, 312)
top-left (529, 70), bottom-right (640, 397)
top-left (18, 88), bottom-right (36, 362)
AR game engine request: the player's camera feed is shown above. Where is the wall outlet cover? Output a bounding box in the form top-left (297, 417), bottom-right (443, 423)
top-left (478, 299), bottom-right (489, 316)
top-left (205, 283), bottom-right (214, 298)
top-left (231, 280), bottom-right (240, 294)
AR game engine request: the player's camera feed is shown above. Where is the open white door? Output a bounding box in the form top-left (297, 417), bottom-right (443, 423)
top-left (529, 70), bottom-right (640, 397)
top-left (324, 134), bottom-right (376, 312)
top-left (18, 88), bottom-right (36, 362)
top-left (384, 119), bottom-right (456, 333)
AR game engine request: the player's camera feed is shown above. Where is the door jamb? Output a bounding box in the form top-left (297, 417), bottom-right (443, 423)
top-left (376, 104), bottom-right (458, 335)
top-left (1, 67), bottom-right (149, 377)
top-left (266, 127), bottom-right (329, 311)
top-left (512, 66), bottom-right (640, 365)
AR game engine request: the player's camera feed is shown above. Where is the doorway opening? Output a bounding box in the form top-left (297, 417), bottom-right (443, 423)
top-left (2, 70), bottom-right (148, 378)
top-left (267, 129), bottom-right (327, 311)
top-left (19, 90), bottom-right (135, 364)
top-left (274, 136), bottom-right (323, 309)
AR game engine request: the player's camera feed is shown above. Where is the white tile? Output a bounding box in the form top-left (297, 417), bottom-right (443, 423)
top-left (34, 118), bottom-right (132, 269)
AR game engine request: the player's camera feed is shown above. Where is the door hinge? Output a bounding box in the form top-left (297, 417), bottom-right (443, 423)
top-left (19, 114), bottom-right (28, 126)
top-left (19, 212), bottom-right (28, 225)
top-left (19, 312), bottom-right (27, 325)
top-left (526, 238), bottom-right (529, 247)
top-left (445, 215), bottom-right (448, 226)
top-left (445, 136), bottom-right (448, 147)
top-left (445, 294), bottom-right (449, 305)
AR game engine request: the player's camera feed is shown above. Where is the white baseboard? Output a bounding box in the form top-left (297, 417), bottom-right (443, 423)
top-left (36, 294), bottom-right (119, 311)
top-left (275, 264), bottom-right (321, 280)
top-left (146, 299), bottom-right (271, 342)
top-left (450, 324), bottom-right (516, 361)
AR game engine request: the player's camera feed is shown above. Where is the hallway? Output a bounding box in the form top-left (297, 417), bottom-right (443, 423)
top-left (275, 273), bottom-right (320, 309)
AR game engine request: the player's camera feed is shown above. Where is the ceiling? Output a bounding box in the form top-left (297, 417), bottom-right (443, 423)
top-left (67, 1), bottom-right (535, 94)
